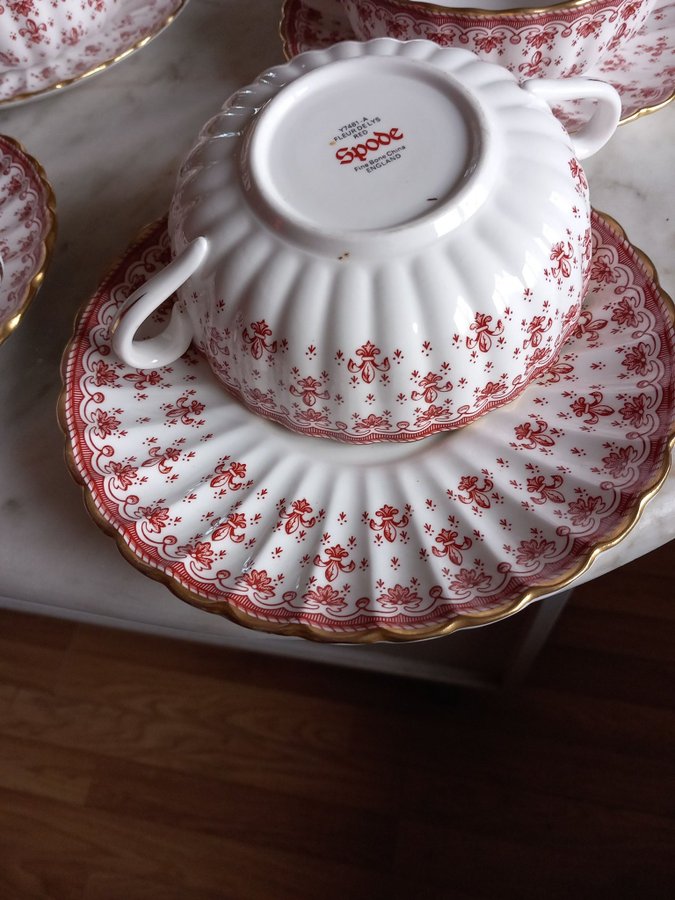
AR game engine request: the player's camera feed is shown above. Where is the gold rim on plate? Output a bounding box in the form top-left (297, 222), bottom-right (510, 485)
top-left (0, 0), bottom-right (190, 108)
top-left (0, 135), bottom-right (57, 346)
top-left (620, 89), bottom-right (675, 125)
top-left (58, 211), bottom-right (674, 643)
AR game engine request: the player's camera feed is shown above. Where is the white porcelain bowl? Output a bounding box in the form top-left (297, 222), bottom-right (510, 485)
top-left (0, 0), bottom-right (118, 72)
top-left (112, 39), bottom-right (620, 443)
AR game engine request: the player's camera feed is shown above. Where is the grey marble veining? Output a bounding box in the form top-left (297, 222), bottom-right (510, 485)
top-left (0, 0), bottom-right (672, 664)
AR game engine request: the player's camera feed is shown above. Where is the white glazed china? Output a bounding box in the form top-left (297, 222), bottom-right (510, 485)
top-left (112, 39), bottom-right (620, 444)
top-left (64, 211), bottom-right (675, 642)
top-left (280, 0), bottom-right (675, 126)
top-left (0, 0), bottom-right (188, 106)
top-left (339, 0), bottom-right (657, 80)
top-left (0, 135), bottom-right (56, 345)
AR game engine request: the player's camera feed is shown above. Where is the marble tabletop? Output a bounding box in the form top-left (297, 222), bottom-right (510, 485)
top-left (0, 0), bottom-right (672, 660)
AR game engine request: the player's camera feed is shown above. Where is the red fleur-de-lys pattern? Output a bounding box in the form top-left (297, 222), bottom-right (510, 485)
top-left (242, 319), bottom-right (277, 359)
top-left (283, 0), bottom-right (675, 134)
top-left (570, 391), bottom-right (614, 425)
top-left (512, 418), bottom-right (557, 450)
top-left (431, 528), bottom-right (473, 564)
top-left (465, 313), bottom-right (504, 353)
top-left (124, 369), bottom-right (163, 390)
top-left (519, 51), bottom-right (550, 79)
top-left (314, 545), bottom-right (356, 582)
top-left (289, 374), bottom-right (329, 407)
top-left (18, 18), bottom-right (48, 46)
top-left (523, 315), bottom-right (553, 350)
top-left (278, 498), bottom-right (318, 535)
top-left (347, 340), bottom-right (390, 384)
top-left (163, 392), bottom-right (205, 427)
top-left (573, 310), bottom-right (608, 344)
top-left (526, 474), bottom-right (565, 505)
top-left (457, 475), bottom-right (493, 510)
top-left (546, 240), bottom-right (576, 282)
top-left (536, 359), bottom-right (574, 385)
top-left (64, 211), bottom-right (675, 640)
top-left (212, 512), bottom-right (247, 543)
top-left (367, 504), bottom-right (410, 543)
top-left (410, 371), bottom-right (453, 404)
top-left (61, 26), bottom-right (84, 47)
top-left (142, 444), bottom-right (181, 475)
top-left (569, 158), bottom-right (588, 193)
top-left (210, 457), bottom-right (252, 494)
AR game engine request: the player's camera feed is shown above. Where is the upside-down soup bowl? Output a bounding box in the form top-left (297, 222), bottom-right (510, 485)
top-left (111, 38), bottom-right (620, 443)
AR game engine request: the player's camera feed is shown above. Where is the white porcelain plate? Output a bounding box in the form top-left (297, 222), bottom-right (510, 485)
top-left (279, 0), bottom-right (675, 127)
top-left (0, 135), bottom-right (56, 345)
top-left (0, 0), bottom-right (188, 107)
top-left (61, 210), bottom-right (675, 642)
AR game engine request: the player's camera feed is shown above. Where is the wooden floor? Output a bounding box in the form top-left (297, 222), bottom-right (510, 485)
top-left (0, 542), bottom-right (673, 900)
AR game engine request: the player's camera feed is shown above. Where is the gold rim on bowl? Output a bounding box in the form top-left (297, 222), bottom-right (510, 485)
top-left (0, 0), bottom-right (190, 108)
top-left (0, 135), bottom-right (57, 345)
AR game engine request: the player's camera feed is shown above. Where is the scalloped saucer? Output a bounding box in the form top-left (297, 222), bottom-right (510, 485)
top-left (60, 210), bottom-right (675, 643)
top-left (0, 0), bottom-right (188, 107)
top-left (279, 0), bottom-right (675, 127)
top-left (0, 135), bottom-right (56, 345)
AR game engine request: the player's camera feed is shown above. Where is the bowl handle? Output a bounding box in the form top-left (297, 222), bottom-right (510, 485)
top-left (111, 236), bottom-right (208, 369)
top-left (522, 78), bottom-right (621, 160)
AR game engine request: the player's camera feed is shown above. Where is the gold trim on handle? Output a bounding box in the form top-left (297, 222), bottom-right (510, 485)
top-left (58, 211), bottom-right (675, 644)
top-left (0, 135), bottom-right (57, 345)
